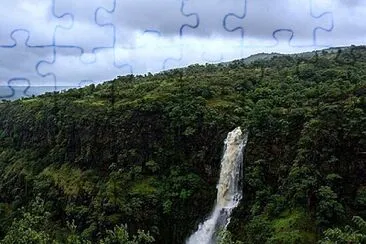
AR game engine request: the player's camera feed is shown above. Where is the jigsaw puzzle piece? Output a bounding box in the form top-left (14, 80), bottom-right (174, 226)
top-left (310, 0), bottom-right (334, 21)
top-left (112, 30), bottom-right (182, 74)
top-left (0, 78), bottom-right (30, 100)
top-left (309, 0), bottom-right (334, 46)
top-left (182, 0), bottom-right (245, 62)
top-left (312, 0), bottom-right (362, 47)
top-left (37, 47), bottom-right (132, 88)
top-left (0, 30), bottom-right (55, 99)
top-left (224, 0), bottom-right (333, 48)
top-left (96, 0), bottom-right (192, 71)
top-left (52, 0), bottom-right (114, 62)
top-left (0, 0), bottom-right (71, 46)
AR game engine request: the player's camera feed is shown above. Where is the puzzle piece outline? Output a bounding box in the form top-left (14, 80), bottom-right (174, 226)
top-left (0, 29), bottom-right (55, 98)
top-left (223, 0), bottom-right (334, 48)
top-left (1, 0), bottom-right (71, 96)
top-left (162, 0), bottom-right (202, 69)
top-left (0, 78), bottom-right (31, 99)
top-left (51, 0), bottom-right (115, 64)
top-left (181, 0), bottom-right (225, 63)
top-left (181, 0), bottom-right (245, 63)
top-left (95, 0), bottom-right (193, 73)
top-left (0, 0), bottom-right (73, 48)
top-left (1, 0), bottom-right (338, 100)
top-left (36, 45), bottom-right (134, 87)
top-left (35, 0), bottom-right (131, 87)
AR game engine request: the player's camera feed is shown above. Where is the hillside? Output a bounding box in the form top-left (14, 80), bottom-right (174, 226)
top-left (0, 46), bottom-right (365, 243)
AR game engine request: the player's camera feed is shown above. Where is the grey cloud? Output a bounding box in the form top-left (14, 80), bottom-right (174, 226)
top-left (3, 0), bottom-right (363, 49)
top-left (339, 0), bottom-right (363, 7)
top-left (98, 0), bottom-right (333, 40)
top-left (0, 0), bottom-right (60, 46)
top-left (1, 0), bottom-right (366, 87)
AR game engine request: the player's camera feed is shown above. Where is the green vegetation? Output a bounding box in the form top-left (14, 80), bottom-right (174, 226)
top-left (0, 46), bottom-right (365, 243)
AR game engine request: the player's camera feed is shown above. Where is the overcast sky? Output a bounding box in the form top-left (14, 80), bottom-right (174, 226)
top-left (0, 0), bottom-right (366, 88)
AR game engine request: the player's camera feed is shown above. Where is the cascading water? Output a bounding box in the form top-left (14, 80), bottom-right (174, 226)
top-left (186, 127), bottom-right (248, 244)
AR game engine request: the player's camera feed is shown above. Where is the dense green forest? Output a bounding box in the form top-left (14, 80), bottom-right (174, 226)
top-left (0, 45), bottom-right (365, 243)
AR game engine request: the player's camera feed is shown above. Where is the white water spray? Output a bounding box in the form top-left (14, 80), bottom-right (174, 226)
top-left (187, 127), bottom-right (248, 244)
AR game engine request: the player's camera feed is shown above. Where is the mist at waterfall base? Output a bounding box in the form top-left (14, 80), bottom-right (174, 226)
top-left (187, 127), bottom-right (248, 244)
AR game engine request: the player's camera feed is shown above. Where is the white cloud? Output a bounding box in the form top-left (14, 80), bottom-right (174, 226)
top-left (0, 0), bottom-right (365, 87)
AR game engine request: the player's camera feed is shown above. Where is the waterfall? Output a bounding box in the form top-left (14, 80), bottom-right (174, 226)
top-left (186, 127), bottom-right (248, 244)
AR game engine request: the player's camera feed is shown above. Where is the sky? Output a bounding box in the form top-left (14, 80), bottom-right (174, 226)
top-left (0, 0), bottom-right (366, 87)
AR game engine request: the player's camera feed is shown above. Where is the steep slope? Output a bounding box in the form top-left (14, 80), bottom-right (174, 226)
top-left (0, 46), bottom-right (365, 243)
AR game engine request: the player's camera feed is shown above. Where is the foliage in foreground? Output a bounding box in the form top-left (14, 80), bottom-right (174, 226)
top-left (1, 196), bottom-right (154, 244)
top-left (319, 216), bottom-right (366, 244)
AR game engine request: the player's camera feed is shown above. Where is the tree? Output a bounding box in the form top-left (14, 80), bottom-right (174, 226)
top-left (1, 196), bottom-right (51, 244)
top-left (316, 186), bottom-right (345, 227)
top-left (100, 225), bottom-right (154, 244)
top-left (319, 216), bottom-right (366, 244)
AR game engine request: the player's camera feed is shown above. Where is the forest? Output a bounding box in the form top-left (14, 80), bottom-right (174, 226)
top-left (0, 45), bottom-right (365, 243)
